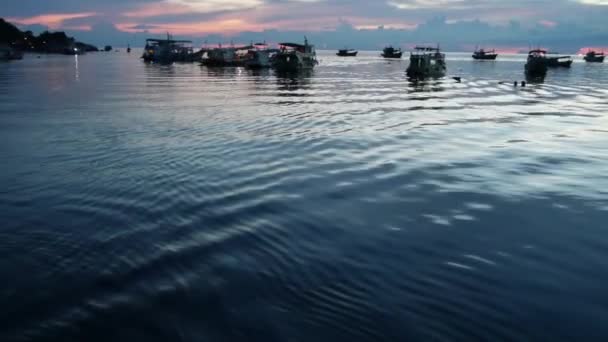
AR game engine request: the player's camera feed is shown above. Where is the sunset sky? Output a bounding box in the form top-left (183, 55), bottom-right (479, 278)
top-left (2, 0), bottom-right (608, 50)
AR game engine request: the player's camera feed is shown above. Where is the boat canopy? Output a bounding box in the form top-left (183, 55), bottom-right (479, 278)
top-left (146, 38), bottom-right (192, 44)
top-left (279, 42), bottom-right (306, 48)
top-left (414, 46), bottom-right (440, 51)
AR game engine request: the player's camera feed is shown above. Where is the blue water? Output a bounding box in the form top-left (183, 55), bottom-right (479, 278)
top-left (1, 51), bottom-right (608, 341)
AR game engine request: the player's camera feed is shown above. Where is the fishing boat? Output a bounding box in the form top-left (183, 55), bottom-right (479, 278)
top-left (382, 46), bottom-right (402, 58)
top-left (244, 43), bottom-right (277, 68)
top-left (546, 54), bottom-right (573, 68)
top-left (273, 38), bottom-right (317, 71)
top-left (142, 35), bottom-right (194, 64)
top-left (525, 49), bottom-right (548, 76)
top-left (472, 48), bottom-right (498, 60)
top-left (584, 50), bottom-right (605, 63)
top-left (337, 49), bottom-right (358, 57)
top-left (406, 46), bottom-right (446, 79)
top-left (203, 46), bottom-right (239, 66)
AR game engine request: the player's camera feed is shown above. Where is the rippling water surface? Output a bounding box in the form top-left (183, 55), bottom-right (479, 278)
top-left (1, 51), bottom-right (608, 341)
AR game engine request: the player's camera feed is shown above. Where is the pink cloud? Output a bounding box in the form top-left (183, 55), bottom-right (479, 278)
top-left (6, 12), bottom-right (97, 30)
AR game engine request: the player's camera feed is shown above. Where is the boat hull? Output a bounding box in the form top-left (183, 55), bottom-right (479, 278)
top-left (382, 52), bottom-right (402, 59)
top-left (525, 58), bottom-right (548, 76)
top-left (584, 55), bottom-right (605, 63)
top-left (337, 51), bottom-right (358, 57)
top-left (472, 54), bottom-right (498, 60)
top-left (547, 58), bottom-right (572, 68)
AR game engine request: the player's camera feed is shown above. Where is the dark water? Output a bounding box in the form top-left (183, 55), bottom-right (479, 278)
top-left (1, 51), bottom-right (608, 341)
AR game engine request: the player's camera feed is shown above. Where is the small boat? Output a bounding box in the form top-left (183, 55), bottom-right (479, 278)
top-left (0, 44), bottom-right (23, 60)
top-left (104, 45), bottom-right (112, 52)
top-left (472, 48), bottom-right (498, 60)
top-left (406, 46), bottom-right (446, 79)
top-left (584, 50), bottom-right (605, 63)
top-left (142, 34), bottom-right (194, 64)
top-left (546, 54), bottom-right (573, 68)
top-left (525, 49), bottom-right (548, 76)
top-left (273, 38), bottom-right (318, 71)
top-left (382, 46), bottom-right (402, 58)
top-left (127, 44), bottom-right (131, 54)
top-left (337, 49), bottom-right (358, 57)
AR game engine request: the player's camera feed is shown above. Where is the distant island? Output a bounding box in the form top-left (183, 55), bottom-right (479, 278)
top-left (0, 18), bottom-right (98, 54)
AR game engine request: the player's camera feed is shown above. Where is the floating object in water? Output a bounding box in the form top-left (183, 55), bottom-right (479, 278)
top-left (521, 81), bottom-right (526, 87)
top-left (514, 81), bottom-right (518, 87)
top-left (452, 77), bottom-right (461, 83)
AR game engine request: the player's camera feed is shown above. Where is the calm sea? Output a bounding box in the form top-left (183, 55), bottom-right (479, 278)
top-left (1, 50), bottom-right (608, 341)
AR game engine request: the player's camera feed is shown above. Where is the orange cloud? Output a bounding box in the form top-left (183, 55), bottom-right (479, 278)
top-left (6, 12), bottom-right (97, 30)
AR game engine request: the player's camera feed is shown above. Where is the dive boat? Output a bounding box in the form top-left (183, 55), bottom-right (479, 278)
top-left (337, 49), bottom-right (358, 57)
top-left (382, 46), bottom-right (402, 58)
top-left (273, 38), bottom-right (317, 71)
top-left (142, 35), bottom-right (194, 64)
top-left (472, 48), bottom-right (498, 60)
top-left (584, 50), bottom-right (605, 63)
top-left (244, 43), bottom-right (277, 68)
top-left (406, 46), bottom-right (447, 79)
top-left (525, 49), bottom-right (548, 76)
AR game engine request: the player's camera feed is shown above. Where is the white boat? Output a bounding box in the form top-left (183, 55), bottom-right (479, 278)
top-left (141, 34), bottom-right (194, 64)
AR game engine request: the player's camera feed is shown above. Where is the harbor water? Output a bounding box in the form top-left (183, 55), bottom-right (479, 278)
top-left (1, 51), bottom-right (608, 341)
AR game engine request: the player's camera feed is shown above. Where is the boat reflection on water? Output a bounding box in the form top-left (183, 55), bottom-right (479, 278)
top-left (275, 70), bottom-right (313, 95)
top-left (525, 73), bottom-right (546, 85)
top-left (406, 77), bottom-right (446, 93)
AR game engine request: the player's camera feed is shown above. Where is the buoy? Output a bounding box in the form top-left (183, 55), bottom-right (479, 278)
top-left (521, 81), bottom-right (526, 87)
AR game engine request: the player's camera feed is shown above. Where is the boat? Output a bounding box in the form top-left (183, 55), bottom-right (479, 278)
top-left (406, 46), bottom-right (447, 79)
top-left (382, 46), bottom-right (402, 58)
top-left (141, 34), bottom-right (194, 64)
top-left (546, 54), bottom-right (573, 68)
top-left (0, 44), bottom-right (23, 60)
top-left (472, 48), bottom-right (498, 60)
top-left (525, 49), bottom-right (548, 76)
top-left (584, 50), bottom-right (605, 63)
top-left (104, 45), bottom-right (112, 52)
top-left (244, 43), bottom-right (278, 69)
top-left (273, 38), bottom-right (318, 71)
top-left (127, 44), bottom-right (131, 54)
top-left (202, 44), bottom-right (253, 67)
top-left (337, 49), bottom-right (358, 57)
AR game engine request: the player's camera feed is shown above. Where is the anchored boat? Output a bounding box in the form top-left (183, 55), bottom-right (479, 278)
top-left (244, 43), bottom-right (277, 69)
top-left (472, 48), bottom-right (498, 60)
top-left (142, 35), bottom-right (194, 63)
top-left (382, 46), bottom-right (402, 59)
top-left (273, 38), bottom-right (317, 72)
top-left (525, 49), bottom-right (548, 76)
top-left (584, 50), bottom-right (605, 63)
top-left (337, 49), bottom-right (358, 57)
top-left (406, 46), bottom-right (447, 79)
top-left (546, 54), bottom-right (573, 68)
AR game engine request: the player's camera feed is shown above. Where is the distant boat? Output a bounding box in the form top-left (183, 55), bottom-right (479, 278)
top-left (546, 54), bottom-right (573, 68)
top-left (127, 44), bottom-right (131, 54)
top-left (472, 48), bottom-right (498, 60)
top-left (337, 49), bottom-right (358, 57)
top-left (381, 46), bottom-right (402, 58)
top-left (525, 49), bottom-right (548, 76)
top-left (0, 44), bottom-right (23, 60)
top-left (142, 34), bottom-right (194, 64)
top-left (406, 46), bottom-right (446, 79)
top-left (104, 45), bottom-right (112, 52)
top-left (273, 38), bottom-right (318, 71)
top-left (584, 50), bottom-right (604, 63)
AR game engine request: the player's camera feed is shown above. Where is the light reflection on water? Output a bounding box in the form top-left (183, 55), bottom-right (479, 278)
top-left (0, 51), bottom-right (607, 341)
